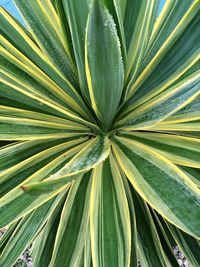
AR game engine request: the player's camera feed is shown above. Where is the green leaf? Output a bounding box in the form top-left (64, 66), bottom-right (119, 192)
top-left (118, 131), bottom-right (200, 168)
top-left (0, 55), bottom-right (89, 119)
top-left (54, 0), bottom-right (75, 65)
top-left (32, 198), bottom-right (64, 267)
top-left (85, 0), bottom-right (124, 131)
top-left (49, 172), bottom-right (91, 267)
top-left (0, 139), bottom-right (87, 227)
top-left (126, 1), bottom-right (200, 100)
top-left (0, 81), bottom-right (66, 120)
top-left (166, 221), bottom-right (200, 267)
top-left (20, 174), bottom-right (82, 196)
top-left (1, 1), bottom-right (200, 265)
top-left (0, 121), bottom-right (84, 140)
top-left (181, 166), bottom-right (200, 187)
top-left (112, 136), bottom-right (200, 238)
top-left (0, 139), bottom-right (85, 197)
top-left (90, 156), bottom-right (131, 267)
top-left (100, 0), bottom-right (127, 60)
top-left (144, 0), bottom-right (195, 72)
top-left (0, 138), bottom-right (85, 197)
top-left (0, 7), bottom-right (92, 119)
top-left (150, 210), bottom-right (180, 267)
top-left (41, 135), bottom-right (110, 177)
top-left (0, 221), bottom-right (19, 254)
top-left (0, 105), bottom-right (89, 137)
top-left (83, 220), bottom-right (92, 267)
top-left (123, 0), bottom-right (143, 49)
top-left (0, 137), bottom-right (87, 187)
top-left (125, 46), bottom-right (200, 115)
top-left (130, 189), bottom-right (170, 267)
top-left (150, 120), bottom-right (200, 132)
top-left (121, 173), bottom-right (137, 266)
top-left (116, 71), bottom-right (200, 130)
top-left (61, 0), bottom-right (92, 103)
top-left (0, 195), bottom-right (63, 267)
top-left (162, 93), bottom-right (200, 124)
top-left (13, 0), bottom-right (77, 84)
top-left (0, 67), bottom-right (99, 130)
top-left (0, 41), bottom-right (93, 121)
top-left (0, 186), bottom-right (68, 230)
top-left (125, 0), bottom-right (159, 85)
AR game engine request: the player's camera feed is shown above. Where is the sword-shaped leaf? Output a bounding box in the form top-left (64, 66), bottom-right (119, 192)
top-left (112, 136), bottom-right (200, 238)
top-left (90, 156), bottom-right (131, 267)
top-left (85, 0), bottom-right (124, 131)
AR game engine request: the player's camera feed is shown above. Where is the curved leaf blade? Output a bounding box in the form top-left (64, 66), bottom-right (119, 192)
top-left (118, 131), bottom-right (200, 168)
top-left (46, 135), bottom-right (110, 178)
top-left (85, 0), bottom-right (124, 131)
top-left (116, 72), bottom-right (200, 130)
top-left (112, 136), bottom-right (200, 238)
top-left (49, 173), bottom-right (91, 267)
top-left (90, 156), bottom-right (131, 267)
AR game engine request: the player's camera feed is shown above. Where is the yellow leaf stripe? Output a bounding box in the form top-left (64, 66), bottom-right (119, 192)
top-left (111, 136), bottom-right (200, 238)
top-left (126, 0), bottom-right (200, 99)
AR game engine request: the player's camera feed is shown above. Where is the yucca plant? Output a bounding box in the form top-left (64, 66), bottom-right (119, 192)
top-left (0, 0), bottom-right (200, 266)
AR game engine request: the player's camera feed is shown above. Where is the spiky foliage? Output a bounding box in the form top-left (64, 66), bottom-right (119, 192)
top-left (0, 0), bottom-right (200, 266)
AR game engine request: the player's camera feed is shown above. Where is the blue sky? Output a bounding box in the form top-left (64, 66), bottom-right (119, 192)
top-left (158, 0), bottom-right (166, 14)
top-left (1, 0), bottom-right (166, 25)
top-left (1, 0), bottom-right (24, 24)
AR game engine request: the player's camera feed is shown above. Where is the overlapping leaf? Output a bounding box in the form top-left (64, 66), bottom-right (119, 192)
top-left (111, 136), bottom-right (200, 238)
top-left (0, 0), bottom-right (200, 266)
